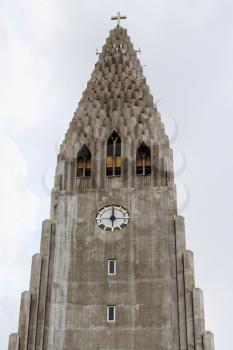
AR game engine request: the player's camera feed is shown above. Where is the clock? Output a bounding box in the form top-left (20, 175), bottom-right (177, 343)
top-left (96, 205), bottom-right (130, 231)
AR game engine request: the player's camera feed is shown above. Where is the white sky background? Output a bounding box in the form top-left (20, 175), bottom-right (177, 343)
top-left (0, 0), bottom-right (232, 348)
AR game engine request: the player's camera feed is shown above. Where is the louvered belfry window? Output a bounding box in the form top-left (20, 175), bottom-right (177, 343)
top-left (106, 131), bottom-right (121, 176)
top-left (136, 143), bottom-right (151, 176)
top-left (76, 145), bottom-right (91, 177)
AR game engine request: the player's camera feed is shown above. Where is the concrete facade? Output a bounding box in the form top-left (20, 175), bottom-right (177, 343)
top-left (8, 25), bottom-right (215, 350)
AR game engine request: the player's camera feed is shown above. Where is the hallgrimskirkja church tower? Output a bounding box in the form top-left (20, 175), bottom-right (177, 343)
top-left (8, 15), bottom-right (215, 350)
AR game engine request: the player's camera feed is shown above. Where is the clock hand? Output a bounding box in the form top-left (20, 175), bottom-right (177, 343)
top-left (110, 206), bottom-right (116, 224)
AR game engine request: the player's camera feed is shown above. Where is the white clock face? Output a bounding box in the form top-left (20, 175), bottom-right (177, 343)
top-left (96, 205), bottom-right (130, 231)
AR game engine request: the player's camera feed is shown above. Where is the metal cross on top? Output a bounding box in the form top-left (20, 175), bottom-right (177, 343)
top-left (111, 12), bottom-right (127, 26)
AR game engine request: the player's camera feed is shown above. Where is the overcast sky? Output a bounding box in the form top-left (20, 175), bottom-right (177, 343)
top-left (1, 0), bottom-right (233, 348)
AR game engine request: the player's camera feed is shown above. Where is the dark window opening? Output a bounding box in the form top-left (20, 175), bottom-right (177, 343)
top-left (109, 261), bottom-right (115, 274)
top-left (108, 260), bottom-right (116, 275)
top-left (136, 166), bottom-right (143, 175)
top-left (76, 145), bottom-right (91, 178)
top-left (106, 131), bottom-right (121, 176)
top-left (85, 168), bottom-right (91, 177)
top-left (107, 305), bottom-right (115, 322)
top-left (106, 167), bottom-right (113, 176)
top-left (136, 143), bottom-right (151, 176)
top-left (115, 167), bottom-right (121, 176)
top-left (145, 166), bottom-right (151, 176)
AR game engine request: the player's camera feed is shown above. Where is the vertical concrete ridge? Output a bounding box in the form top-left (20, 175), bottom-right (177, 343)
top-left (40, 220), bottom-right (53, 257)
top-left (174, 216), bottom-right (186, 256)
top-left (7, 218), bottom-right (53, 350)
top-left (18, 291), bottom-right (31, 350)
top-left (203, 331), bottom-right (215, 350)
top-left (29, 254), bottom-right (42, 291)
top-left (8, 333), bottom-right (19, 350)
top-left (193, 288), bottom-right (205, 350)
top-left (183, 251), bottom-right (195, 291)
top-left (35, 221), bottom-right (54, 350)
top-left (167, 147), bottom-right (175, 184)
top-left (174, 216), bottom-right (188, 349)
top-left (27, 254), bottom-right (42, 350)
top-left (183, 250), bottom-right (195, 349)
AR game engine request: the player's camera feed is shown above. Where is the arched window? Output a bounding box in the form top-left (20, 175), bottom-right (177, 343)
top-left (136, 143), bottom-right (151, 176)
top-left (76, 145), bottom-right (91, 177)
top-left (106, 131), bottom-right (121, 176)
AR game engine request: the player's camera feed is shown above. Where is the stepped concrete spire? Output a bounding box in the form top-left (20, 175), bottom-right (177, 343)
top-left (8, 22), bottom-right (215, 350)
top-left (59, 26), bottom-right (167, 191)
top-left (63, 26), bottom-right (158, 143)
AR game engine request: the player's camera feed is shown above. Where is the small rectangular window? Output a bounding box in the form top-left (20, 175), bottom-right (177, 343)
top-left (108, 260), bottom-right (116, 275)
top-left (107, 305), bottom-right (115, 322)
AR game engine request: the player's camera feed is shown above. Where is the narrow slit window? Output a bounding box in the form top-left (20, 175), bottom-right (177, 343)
top-left (136, 143), bottom-right (151, 176)
top-left (107, 305), bottom-right (116, 322)
top-left (106, 131), bottom-right (121, 176)
top-left (76, 145), bottom-right (91, 178)
top-left (108, 260), bottom-right (116, 275)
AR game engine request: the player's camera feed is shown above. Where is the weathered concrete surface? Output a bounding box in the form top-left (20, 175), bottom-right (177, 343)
top-left (8, 25), bottom-right (215, 350)
top-left (8, 334), bottom-right (19, 350)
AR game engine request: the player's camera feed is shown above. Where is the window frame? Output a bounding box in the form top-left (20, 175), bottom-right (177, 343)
top-left (108, 259), bottom-right (116, 275)
top-left (107, 305), bottom-right (116, 322)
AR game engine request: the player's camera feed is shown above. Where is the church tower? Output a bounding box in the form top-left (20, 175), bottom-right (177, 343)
top-left (8, 15), bottom-right (215, 350)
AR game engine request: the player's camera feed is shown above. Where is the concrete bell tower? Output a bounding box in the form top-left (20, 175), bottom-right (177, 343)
top-left (8, 18), bottom-right (215, 350)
